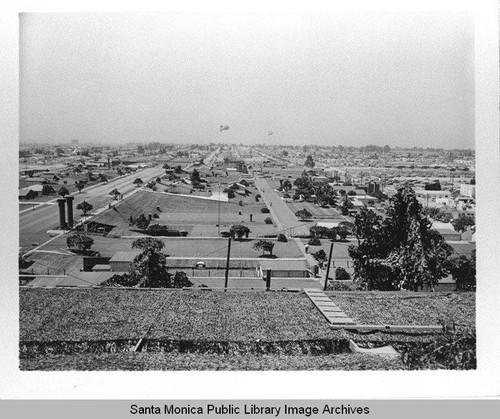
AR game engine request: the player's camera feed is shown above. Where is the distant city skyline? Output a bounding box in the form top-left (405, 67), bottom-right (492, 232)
top-left (20, 12), bottom-right (474, 149)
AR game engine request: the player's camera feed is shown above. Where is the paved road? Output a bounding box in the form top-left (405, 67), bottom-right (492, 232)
top-left (19, 166), bottom-right (165, 250)
top-left (254, 176), bottom-right (310, 237)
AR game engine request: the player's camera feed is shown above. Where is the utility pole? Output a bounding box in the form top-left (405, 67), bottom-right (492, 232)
top-left (224, 237), bottom-right (232, 292)
top-left (323, 242), bottom-right (334, 291)
top-left (217, 182), bottom-right (221, 237)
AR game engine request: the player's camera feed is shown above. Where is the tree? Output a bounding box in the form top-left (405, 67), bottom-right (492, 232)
top-left (295, 208), bottom-right (312, 221)
top-left (253, 240), bottom-right (275, 257)
top-left (135, 214), bottom-right (150, 230)
top-left (137, 144), bottom-right (145, 154)
top-left (133, 178), bottom-right (144, 187)
top-left (305, 155), bottom-right (315, 168)
top-left (425, 181), bottom-right (441, 191)
top-left (66, 234), bottom-right (94, 253)
top-left (58, 187), bottom-right (69, 197)
top-left (451, 216), bottom-right (475, 233)
top-left (448, 249), bottom-right (475, 291)
top-left (190, 169), bottom-right (201, 184)
top-left (223, 188), bottom-right (235, 199)
top-left (229, 225), bottom-right (251, 240)
top-left (339, 197), bottom-right (354, 215)
top-left (312, 249), bottom-right (327, 263)
top-left (348, 187), bottom-right (452, 291)
top-left (42, 184), bottom-right (55, 195)
top-left (99, 174), bottom-right (108, 182)
top-left (109, 189), bottom-right (121, 199)
top-left (264, 217), bottom-right (273, 224)
top-left (76, 181), bottom-right (85, 193)
top-left (103, 238), bottom-right (192, 288)
top-left (282, 179), bottom-right (292, 192)
top-left (335, 267), bottom-right (351, 281)
top-left (76, 200), bottom-right (93, 215)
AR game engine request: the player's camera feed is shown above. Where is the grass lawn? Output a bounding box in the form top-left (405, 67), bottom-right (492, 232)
top-left (92, 189), bottom-right (273, 236)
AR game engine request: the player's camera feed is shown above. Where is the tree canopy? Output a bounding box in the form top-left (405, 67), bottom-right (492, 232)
top-left (103, 238), bottom-right (192, 288)
top-left (295, 208), bottom-right (312, 220)
top-left (348, 186), bottom-right (452, 291)
top-left (66, 234), bottom-right (94, 253)
top-left (76, 200), bottom-right (93, 215)
top-left (229, 225), bottom-right (251, 240)
top-left (253, 240), bottom-right (275, 256)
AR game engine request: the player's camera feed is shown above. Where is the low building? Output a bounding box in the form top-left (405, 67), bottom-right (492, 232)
top-left (460, 183), bottom-right (476, 198)
top-left (109, 251), bottom-right (140, 272)
top-left (258, 259), bottom-right (310, 278)
top-left (414, 190), bottom-right (451, 207)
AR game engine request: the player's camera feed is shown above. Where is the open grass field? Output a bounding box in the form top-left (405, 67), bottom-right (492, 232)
top-left (92, 189), bottom-right (274, 237)
top-left (36, 236), bottom-right (304, 259)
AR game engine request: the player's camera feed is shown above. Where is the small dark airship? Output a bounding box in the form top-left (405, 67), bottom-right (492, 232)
top-left (220, 125), bottom-right (230, 132)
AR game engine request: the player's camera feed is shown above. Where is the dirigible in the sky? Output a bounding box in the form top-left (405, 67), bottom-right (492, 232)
top-left (220, 125), bottom-right (230, 132)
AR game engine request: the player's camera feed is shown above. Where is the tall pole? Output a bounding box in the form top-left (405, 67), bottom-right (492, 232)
top-left (224, 237), bottom-right (232, 292)
top-left (218, 182), bottom-right (221, 237)
top-left (323, 242), bottom-right (334, 291)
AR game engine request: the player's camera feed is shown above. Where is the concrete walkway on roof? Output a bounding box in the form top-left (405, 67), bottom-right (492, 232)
top-left (303, 289), bottom-right (356, 326)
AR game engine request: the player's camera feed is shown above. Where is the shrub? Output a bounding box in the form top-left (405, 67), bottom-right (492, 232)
top-left (335, 267), bottom-right (351, 281)
top-left (261, 207), bottom-right (270, 214)
top-left (264, 217), bottom-right (273, 224)
top-left (220, 231), bottom-right (231, 238)
top-left (308, 237), bottom-right (321, 246)
top-left (312, 249), bottom-right (327, 263)
top-left (277, 233), bottom-right (288, 242)
top-left (400, 326), bottom-right (476, 370)
top-left (146, 224), bottom-right (170, 236)
top-left (152, 213), bottom-right (159, 219)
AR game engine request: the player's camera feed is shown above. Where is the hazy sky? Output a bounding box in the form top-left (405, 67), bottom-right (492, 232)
top-left (20, 12), bottom-right (474, 148)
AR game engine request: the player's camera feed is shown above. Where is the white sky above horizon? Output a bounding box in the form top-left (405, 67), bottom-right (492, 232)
top-left (19, 12), bottom-right (474, 149)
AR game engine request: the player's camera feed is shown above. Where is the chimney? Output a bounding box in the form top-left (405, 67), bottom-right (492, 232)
top-left (66, 196), bottom-right (74, 228)
top-left (57, 198), bottom-right (67, 229)
top-left (148, 214), bottom-right (152, 221)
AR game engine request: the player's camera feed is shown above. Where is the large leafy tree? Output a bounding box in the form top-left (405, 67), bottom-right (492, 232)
top-left (66, 234), bottom-right (94, 253)
top-left (104, 238), bottom-right (192, 288)
top-left (229, 225), bottom-right (251, 240)
top-left (349, 186), bottom-right (452, 291)
top-left (253, 240), bottom-right (275, 257)
top-left (305, 155), bottom-right (315, 168)
top-left (451, 216), bottom-right (475, 233)
top-left (58, 186), bottom-right (69, 197)
top-left (295, 208), bottom-right (312, 221)
top-left (76, 200), bottom-right (93, 215)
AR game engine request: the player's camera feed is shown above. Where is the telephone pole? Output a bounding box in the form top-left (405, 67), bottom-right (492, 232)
top-left (224, 237), bottom-right (232, 291)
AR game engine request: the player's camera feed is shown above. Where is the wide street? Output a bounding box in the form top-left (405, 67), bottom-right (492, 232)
top-left (253, 176), bottom-right (311, 237)
top-left (19, 166), bottom-right (166, 251)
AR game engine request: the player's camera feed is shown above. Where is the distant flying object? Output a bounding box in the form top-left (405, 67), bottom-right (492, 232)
top-left (268, 131), bottom-right (273, 136)
top-left (220, 125), bottom-right (230, 132)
